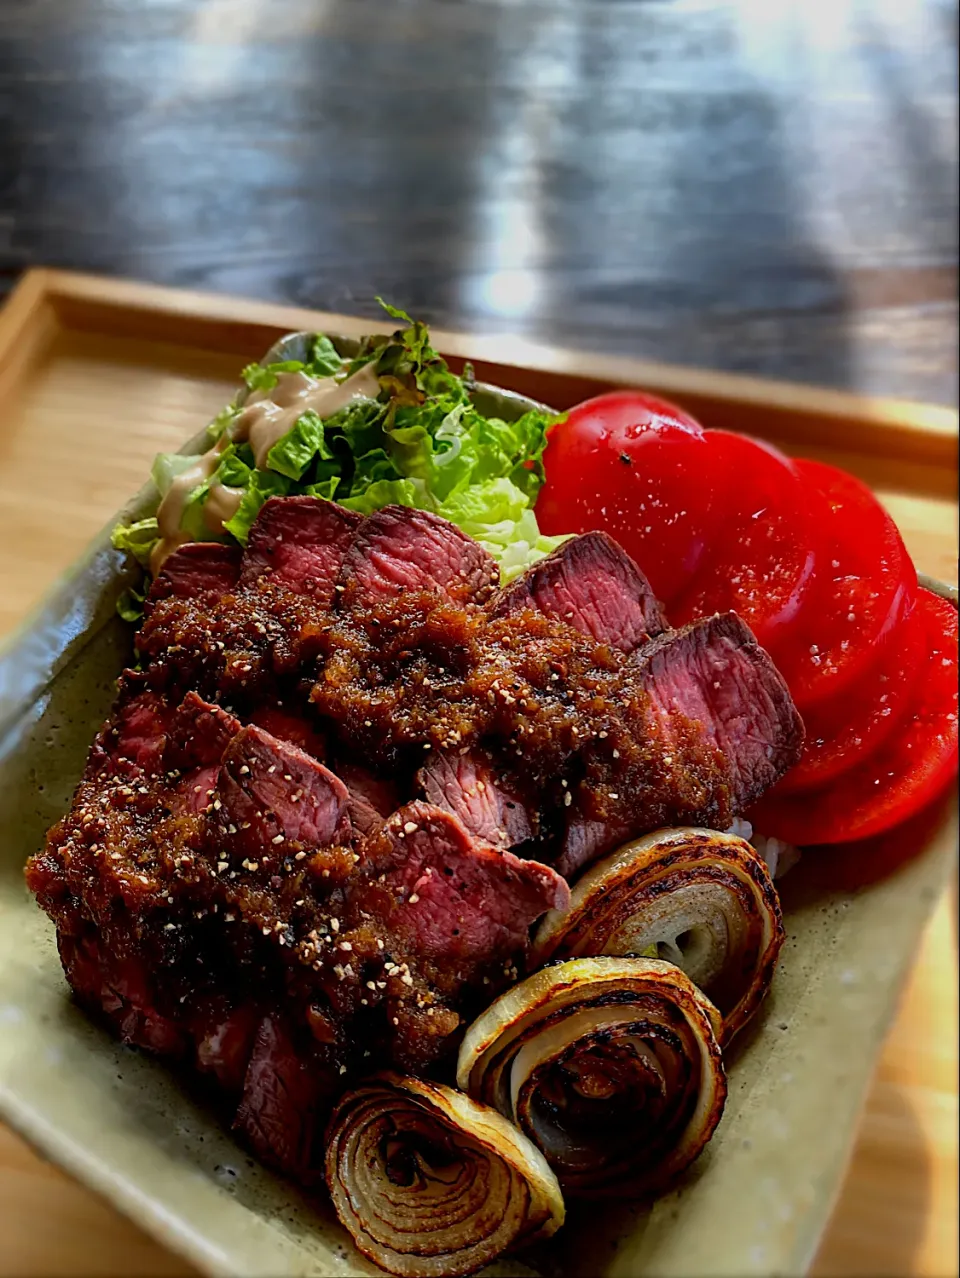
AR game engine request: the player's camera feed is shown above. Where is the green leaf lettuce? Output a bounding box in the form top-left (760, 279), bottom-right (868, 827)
top-left (113, 302), bottom-right (569, 613)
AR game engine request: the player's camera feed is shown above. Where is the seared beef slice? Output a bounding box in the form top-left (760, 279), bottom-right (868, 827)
top-left (334, 760), bottom-right (401, 836)
top-left (557, 612), bottom-right (804, 876)
top-left (234, 1014), bottom-right (331, 1181)
top-left (636, 612), bottom-right (803, 801)
top-left (240, 495), bottom-right (360, 601)
top-left (363, 801), bottom-right (568, 967)
top-left (418, 750), bottom-right (535, 848)
top-left (95, 687), bottom-right (174, 774)
top-left (165, 691), bottom-right (241, 771)
top-left (212, 724), bottom-right (351, 857)
top-left (147, 542), bottom-right (242, 606)
top-left (492, 531), bottom-right (666, 651)
top-left (338, 505), bottom-right (498, 607)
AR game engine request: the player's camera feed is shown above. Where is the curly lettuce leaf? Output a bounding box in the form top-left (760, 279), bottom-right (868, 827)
top-left (340, 477), bottom-right (425, 514)
top-left (308, 334), bottom-right (347, 377)
top-left (111, 517), bottom-right (159, 568)
top-left (213, 443), bottom-right (254, 489)
top-left (241, 359), bottom-right (306, 393)
top-left (436, 478), bottom-right (568, 582)
top-left (115, 303), bottom-right (568, 618)
top-left (241, 336), bottom-right (348, 395)
top-left (151, 452), bottom-right (201, 499)
top-left (303, 475), bottom-right (341, 501)
top-left (223, 470), bottom-right (293, 544)
top-left (116, 584), bottom-right (147, 623)
top-left (206, 402), bottom-right (240, 444)
top-left (266, 410), bottom-right (335, 481)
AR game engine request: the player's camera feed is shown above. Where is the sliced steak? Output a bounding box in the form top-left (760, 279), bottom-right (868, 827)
top-left (234, 1015), bottom-right (327, 1179)
top-left (212, 724), bottom-right (351, 857)
top-left (417, 750), bottom-right (534, 847)
top-left (491, 531), bottom-right (666, 651)
top-left (193, 1001), bottom-right (261, 1094)
top-left (59, 931), bottom-right (187, 1057)
top-left (368, 802), bottom-right (568, 966)
top-left (147, 542), bottom-right (242, 606)
top-left (556, 816), bottom-right (635, 881)
top-left (240, 495), bottom-right (360, 601)
top-left (163, 693), bottom-right (241, 814)
top-left (338, 506), bottom-right (498, 608)
top-left (248, 703), bottom-right (328, 759)
top-left (335, 761), bottom-right (401, 836)
top-left (99, 688), bottom-right (174, 774)
top-left (636, 612), bottom-right (803, 798)
top-left (557, 613), bottom-right (804, 877)
top-left (166, 691), bottom-right (241, 771)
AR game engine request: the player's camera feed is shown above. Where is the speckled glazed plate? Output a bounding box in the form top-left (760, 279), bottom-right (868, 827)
top-left (0, 334), bottom-right (956, 1278)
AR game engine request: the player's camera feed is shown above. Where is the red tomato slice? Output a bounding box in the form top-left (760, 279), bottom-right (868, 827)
top-left (773, 597), bottom-right (929, 795)
top-left (774, 460), bottom-right (917, 710)
top-left (669, 432), bottom-right (819, 649)
top-left (536, 391), bottom-right (722, 604)
top-left (749, 589), bottom-right (957, 845)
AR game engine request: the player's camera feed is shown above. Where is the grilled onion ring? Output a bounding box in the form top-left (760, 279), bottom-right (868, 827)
top-left (457, 957), bottom-right (726, 1198)
top-left (532, 828), bottom-right (784, 1043)
top-left (325, 1072), bottom-right (564, 1277)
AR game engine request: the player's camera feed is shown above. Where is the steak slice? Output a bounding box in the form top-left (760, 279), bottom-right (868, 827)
top-left (557, 612), bottom-right (804, 877)
top-left (636, 612), bottom-right (803, 798)
top-left (234, 1014), bottom-right (329, 1180)
top-left (417, 750), bottom-right (534, 848)
top-left (240, 495), bottom-right (361, 601)
top-left (147, 542), bottom-right (242, 605)
top-left (491, 531), bottom-right (666, 651)
top-left (192, 1001), bottom-right (261, 1094)
top-left (337, 506), bottom-right (498, 608)
top-left (166, 691), bottom-right (241, 772)
top-left (335, 761), bottom-right (401, 836)
top-left (248, 704), bottom-right (328, 760)
top-left (97, 688), bottom-right (174, 774)
top-left (556, 817), bottom-right (635, 882)
top-left (211, 724), bottom-right (351, 857)
top-left (368, 802), bottom-right (568, 966)
top-left (59, 930), bottom-right (187, 1057)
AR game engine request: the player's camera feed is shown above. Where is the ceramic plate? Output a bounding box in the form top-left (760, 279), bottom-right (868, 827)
top-left (1, 337), bottom-right (955, 1278)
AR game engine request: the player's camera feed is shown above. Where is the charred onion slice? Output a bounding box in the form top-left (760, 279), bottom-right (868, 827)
top-left (457, 957), bottom-right (726, 1198)
top-left (325, 1072), bottom-right (564, 1277)
top-left (531, 828), bottom-right (784, 1044)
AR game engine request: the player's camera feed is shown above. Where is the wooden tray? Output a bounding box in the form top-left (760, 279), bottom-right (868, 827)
top-left (0, 269), bottom-right (956, 1278)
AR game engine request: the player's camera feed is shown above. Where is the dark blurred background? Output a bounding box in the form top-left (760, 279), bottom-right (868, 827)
top-left (1, 0), bottom-right (957, 402)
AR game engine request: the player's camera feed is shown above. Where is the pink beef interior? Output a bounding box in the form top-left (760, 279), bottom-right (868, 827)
top-left (372, 801), bottom-right (569, 964)
top-left (418, 749), bottom-right (535, 848)
top-left (636, 612), bottom-right (803, 800)
top-left (214, 724), bottom-right (352, 853)
top-left (492, 530), bottom-right (666, 651)
top-left (240, 495), bottom-right (361, 601)
top-left (148, 542), bottom-right (242, 606)
top-left (338, 505), bottom-right (499, 606)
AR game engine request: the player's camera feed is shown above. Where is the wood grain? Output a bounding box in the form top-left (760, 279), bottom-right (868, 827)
top-left (0, 278), bottom-right (955, 1277)
top-left (0, 0), bottom-right (956, 405)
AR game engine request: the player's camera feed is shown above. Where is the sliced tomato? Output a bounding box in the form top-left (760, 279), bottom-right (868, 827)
top-left (749, 589), bottom-right (957, 845)
top-left (774, 598), bottom-right (929, 795)
top-left (536, 391), bottom-right (723, 604)
top-left (774, 460), bottom-right (917, 710)
top-left (669, 432), bottom-right (820, 649)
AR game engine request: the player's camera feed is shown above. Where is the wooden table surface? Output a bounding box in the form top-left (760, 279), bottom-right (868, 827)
top-left (0, 0), bottom-right (957, 1273)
